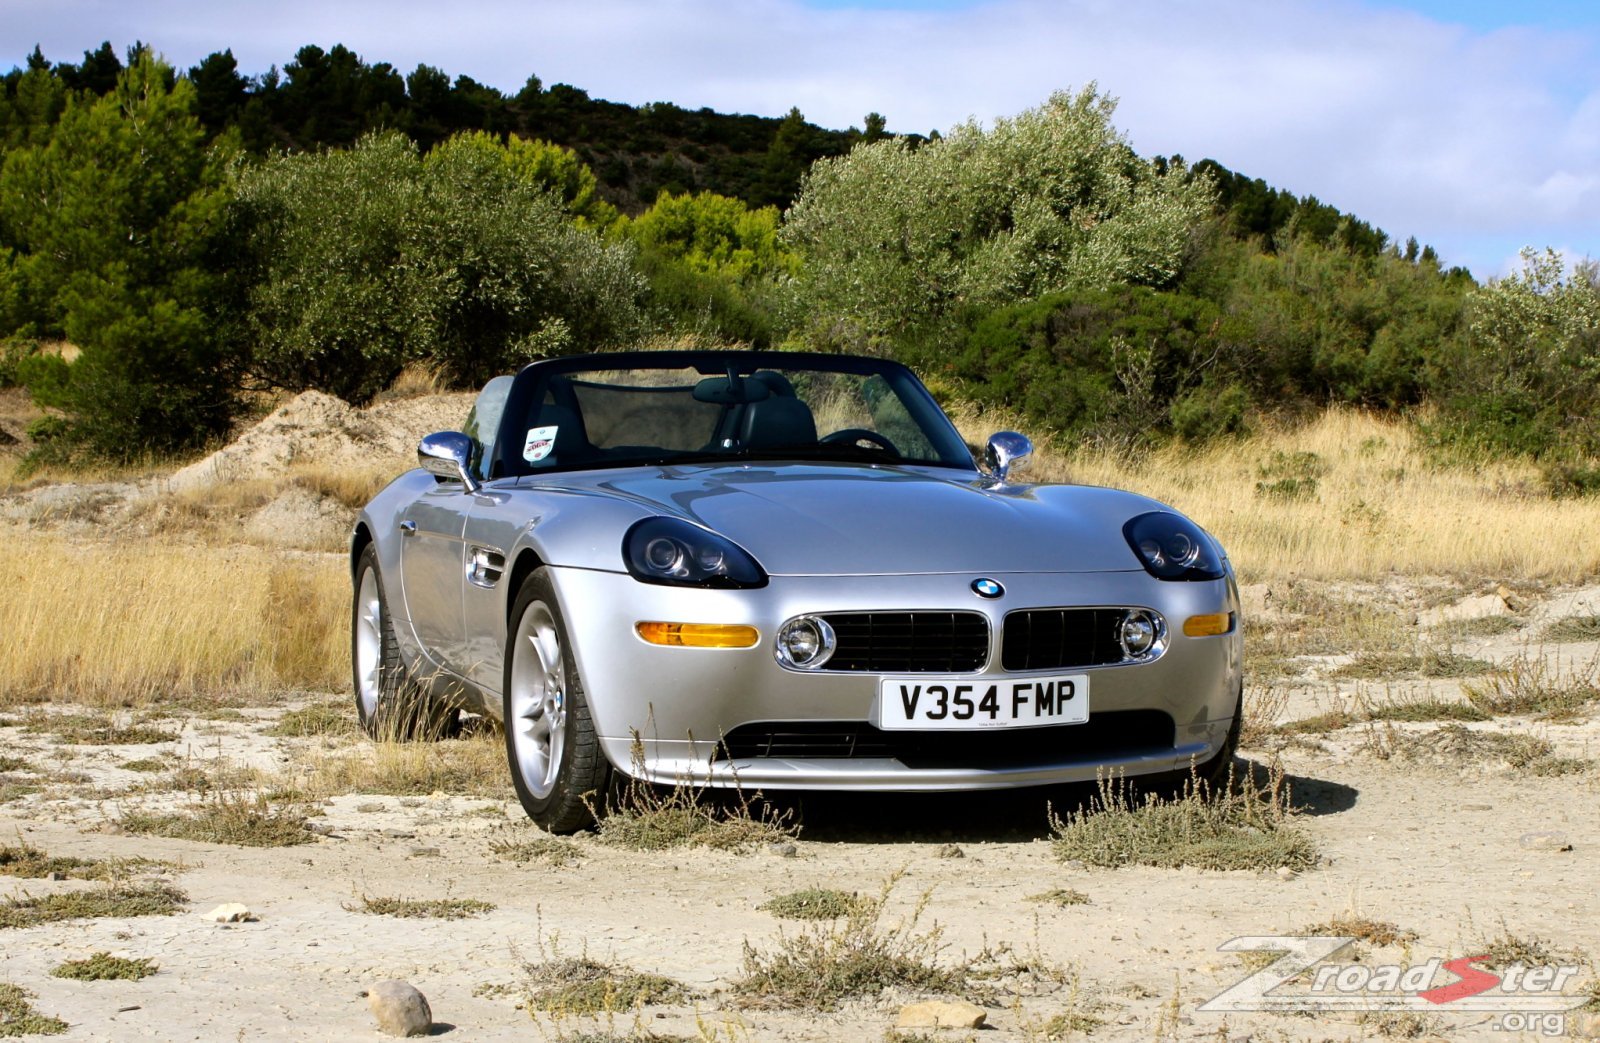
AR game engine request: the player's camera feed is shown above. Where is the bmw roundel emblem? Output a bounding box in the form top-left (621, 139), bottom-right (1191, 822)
top-left (971, 578), bottom-right (1004, 599)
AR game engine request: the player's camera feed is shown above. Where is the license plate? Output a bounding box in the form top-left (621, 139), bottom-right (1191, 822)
top-left (878, 675), bottom-right (1090, 730)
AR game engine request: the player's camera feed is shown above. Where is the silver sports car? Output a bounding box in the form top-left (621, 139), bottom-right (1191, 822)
top-left (351, 351), bottom-right (1243, 832)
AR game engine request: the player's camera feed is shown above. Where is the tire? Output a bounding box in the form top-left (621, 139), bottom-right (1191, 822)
top-left (1193, 680), bottom-right (1244, 795)
top-left (503, 568), bottom-right (610, 833)
top-left (351, 544), bottom-right (460, 742)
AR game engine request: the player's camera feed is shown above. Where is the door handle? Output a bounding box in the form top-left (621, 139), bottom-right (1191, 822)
top-left (400, 520), bottom-right (417, 536)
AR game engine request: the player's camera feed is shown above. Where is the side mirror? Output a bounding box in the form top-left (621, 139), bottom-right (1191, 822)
top-left (983, 431), bottom-right (1033, 483)
top-left (418, 431), bottom-right (480, 494)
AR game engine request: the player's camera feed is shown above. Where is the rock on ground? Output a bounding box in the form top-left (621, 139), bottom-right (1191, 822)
top-left (367, 979), bottom-right (432, 1038)
top-left (895, 999), bottom-right (987, 1029)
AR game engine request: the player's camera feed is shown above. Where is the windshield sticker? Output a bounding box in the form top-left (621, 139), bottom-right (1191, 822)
top-left (523, 426), bottom-right (558, 463)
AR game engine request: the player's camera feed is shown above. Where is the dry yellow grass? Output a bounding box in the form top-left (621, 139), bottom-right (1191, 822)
top-left (951, 404), bottom-right (1600, 583)
top-left (289, 733), bottom-right (512, 800)
top-left (0, 538), bottom-right (346, 705)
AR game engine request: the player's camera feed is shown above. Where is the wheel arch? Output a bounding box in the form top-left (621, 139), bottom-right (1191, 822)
top-left (505, 546), bottom-right (548, 629)
top-left (350, 521), bottom-right (375, 579)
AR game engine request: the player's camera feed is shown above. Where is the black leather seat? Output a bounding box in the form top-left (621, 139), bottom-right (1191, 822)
top-left (739, 395), bottom-right (817, 449)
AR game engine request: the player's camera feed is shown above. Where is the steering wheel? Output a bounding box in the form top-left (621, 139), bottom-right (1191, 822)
top-left (820, 428), bottom-right (899, 455)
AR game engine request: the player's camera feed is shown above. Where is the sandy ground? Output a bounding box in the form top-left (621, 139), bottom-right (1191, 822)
top-left (1, 665), bottom-right (1598, 1042)
top-left (2, 390), bottom-right (1599, 1041)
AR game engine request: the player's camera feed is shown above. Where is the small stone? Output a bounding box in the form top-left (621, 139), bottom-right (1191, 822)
top-left (1519, 831), bottom-right (1573, 852)
top-left (304, 821), bottom-right (335, 835)
top-left (1064, 859), bottom-right (1087, 871)
top-left (203, 903), bottom-right (256, 923)
top-left (1275, 867), bottom-right (1295, 880)
top-left (896, 999), bottom-right (987, 1029)
top-left (936, 843), bottom-right (965, 859)
top-left (48, 871), bottom-right (67, 881)
top-left (367, 979), bottom-right (432, 1037)
top-left (382, 829), bottom-right (416, 839)
top-left (1461, 803), bottom-right (1493, 811)
top-left (409, 846), bottom-right (441, 858)
top-left (765, 842), bottom-right (797, 857)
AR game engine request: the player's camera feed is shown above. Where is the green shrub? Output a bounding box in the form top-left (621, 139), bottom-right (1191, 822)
top-left (0, 53), bottom-right (242, 459)
top-left (233, 130), bottom-right (646, 402)
top-left (1171, 381), bottom-right (1249, 441)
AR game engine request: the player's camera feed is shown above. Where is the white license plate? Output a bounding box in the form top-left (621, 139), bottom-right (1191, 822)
top-left (878, 675), bottom-right (1090, 730)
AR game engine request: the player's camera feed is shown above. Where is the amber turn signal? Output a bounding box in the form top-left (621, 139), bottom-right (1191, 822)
top-left (1182, 612), bottom-right (1234, 638)
top-left (635, 622), bottom-right (760, 648)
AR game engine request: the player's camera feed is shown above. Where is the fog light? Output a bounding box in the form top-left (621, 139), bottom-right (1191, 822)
top-left (1119, 611), bottom-right (1157, 657)
top-left (775, 615), bottom-right (836, 670)
top-left (1183, 612), bottom-right (1234, 637)
top-left (635, 622), bottom-right (759, 648)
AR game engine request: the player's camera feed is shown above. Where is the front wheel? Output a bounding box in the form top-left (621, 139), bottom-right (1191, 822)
top-left (503, 569), bottom-right (610, 832)
top-left (351, 544), bottom-right (460, 741)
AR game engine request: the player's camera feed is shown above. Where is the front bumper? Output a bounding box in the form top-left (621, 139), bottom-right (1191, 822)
top-left (551, 566), bottom-right (1242, 791)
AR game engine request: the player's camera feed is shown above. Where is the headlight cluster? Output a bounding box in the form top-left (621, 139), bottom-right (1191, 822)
top-left (1123, 512), bottom-right (1226, 581)
top-left (623, 517), bottom-right (767, 589)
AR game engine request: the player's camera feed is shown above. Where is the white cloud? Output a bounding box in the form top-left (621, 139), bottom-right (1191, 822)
top-left (2, 0), bottom-right (1596, 278)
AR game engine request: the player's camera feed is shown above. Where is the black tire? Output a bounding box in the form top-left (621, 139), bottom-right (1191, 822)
top-left (503, 568), bottom-right (611, 832)
top-left (1193, 680), bottom-right (1245, 795)
top-left (351, 544), bottom-right (461, 742)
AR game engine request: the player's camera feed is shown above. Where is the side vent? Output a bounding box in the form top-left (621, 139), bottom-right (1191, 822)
top-left (467, 546), bottom-right (506, 589)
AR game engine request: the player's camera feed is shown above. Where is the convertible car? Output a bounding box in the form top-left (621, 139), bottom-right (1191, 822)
top-left (351, 351), bottom-right (1243, 831)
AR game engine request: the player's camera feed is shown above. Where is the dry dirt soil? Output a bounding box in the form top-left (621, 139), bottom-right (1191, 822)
top-left (1, 391), bottom-right (1598, 1042)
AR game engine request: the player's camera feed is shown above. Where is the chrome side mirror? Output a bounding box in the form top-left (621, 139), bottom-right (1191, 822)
top-left (984, 431), bottom-right (1033, 483)
top-left (418, 431), bottom-right (480, 494)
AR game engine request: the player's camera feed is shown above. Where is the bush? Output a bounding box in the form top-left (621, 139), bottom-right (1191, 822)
top-left (233, 130), bottom-right (646, 402)
top-left (1170, 380), bottom-right (1249, 441)
top-left (0, 340), bottom-right (40, 390)
top-left (1433, 249), bottom-right (1600, 459)
top-left (0, 53), bottom-right (241, 458)
top-left (784, 87), bottom-right (1215, 350)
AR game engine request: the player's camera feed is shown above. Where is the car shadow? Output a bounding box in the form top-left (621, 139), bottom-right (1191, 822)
top-left (742, 758), bottom-right (1359, 843)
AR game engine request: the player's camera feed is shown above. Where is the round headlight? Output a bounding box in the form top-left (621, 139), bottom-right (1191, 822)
top-left (623, 518), bottom-right (767, 589)
top-left (776, 615), bottom-right (836, 670)
top-left (644, 537), bottom-right (684, 574)
top-left (1123, 512), bottom-right (1226, 581)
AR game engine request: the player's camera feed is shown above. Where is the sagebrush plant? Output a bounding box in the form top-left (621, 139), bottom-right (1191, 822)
top-left (0, 983), bottom-right (66, 1035)
top-left (353, 895), bottom-right (495, 919)
top-left (734, 871), bottom-right (966, 1010)
top-left (595, 741), bottom-right (796, 852)
top-left (50, 952), bottom-right (158, 980)
top-left (1465, 649), bottom-right (1600, 720)
top-left (1050, 761), bottom-right (1318, 871)
top-left (517, 930), bottom-right (690, 1017)
top-left (118, 789), bottom-right (313, 848)
top-left (759, 888), bottom-right (867, 921)
top-left (0, 880), bottom-right (187, 929)
top-left (0, 842), bottom-right (165, 882)
top-left (1361, 721), bottom-right (1587, 776)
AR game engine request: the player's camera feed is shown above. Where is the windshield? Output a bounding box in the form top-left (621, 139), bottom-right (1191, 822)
top-left (490, 352), bottom-right (975, 478)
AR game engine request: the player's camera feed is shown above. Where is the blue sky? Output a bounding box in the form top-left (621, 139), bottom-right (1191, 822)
top-left (3, 0), bottom-right (1596, 280)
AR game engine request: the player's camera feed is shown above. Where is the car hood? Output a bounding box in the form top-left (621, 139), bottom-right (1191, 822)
top-left (555, 462), bottom-right (1163, 576)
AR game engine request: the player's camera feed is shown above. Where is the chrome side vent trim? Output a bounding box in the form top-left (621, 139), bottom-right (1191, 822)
top-left (467, 546), bottom-right (506, 589)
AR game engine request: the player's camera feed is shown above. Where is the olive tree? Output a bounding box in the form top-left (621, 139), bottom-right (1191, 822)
top-left (235, 130), bottom-right (645, 401)
top-left (782, 86), bottom-right (1215, 349)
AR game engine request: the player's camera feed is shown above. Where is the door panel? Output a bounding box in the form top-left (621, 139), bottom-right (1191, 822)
top-left (461, 485), bottom-right (532, 693)
top-left (399, 484), bottom-right (472, 675)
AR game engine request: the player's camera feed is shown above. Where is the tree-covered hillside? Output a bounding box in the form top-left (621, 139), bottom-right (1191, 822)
top-left (0, 42), bottom-right (1594, 491)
